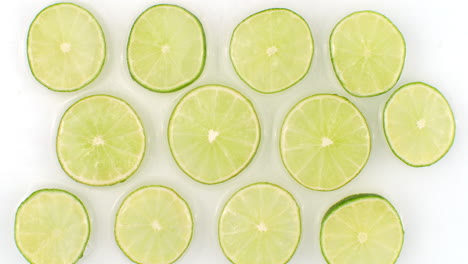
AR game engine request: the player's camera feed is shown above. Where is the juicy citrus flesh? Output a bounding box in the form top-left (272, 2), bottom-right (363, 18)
top-left (280, 94), bottom-right (371, 191)
top-left (128, 4), bottom-right (206, 92)
top-left (168, 85), bottom-right (260, 184)
top-left (383, 82), bottom-right (455, 166)
top-left (115, 186), bottom-right (193, 264)
top-left (27, 3), bottom-right (105, 91)
top-left (330, 11), bottom-right (405, 97)
top-left (321, 194), bottom-right (404, 264)
top-left (15, 189), bottom-right (90, 264)
top-left (219, 183), bottom-right (301, 264)
top-left (57, 95), bottom-right (145, 186)
top-left (230, 8), bottom-right (313, 93)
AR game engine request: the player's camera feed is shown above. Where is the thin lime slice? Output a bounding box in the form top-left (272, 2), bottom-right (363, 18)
top-left (115, 186), bottom-right (193, 264)
top-left (383, 82), bottom-right (455, 166)
top-left (15, 189), bottom-right (90, 264)
top-left (230, 8), bottom-right (313, 93)
top-left (280, 94), bottom-right (371, 191)
top-left (168, 85), bottom-right (260, 184)
top-left (219, 183), bottom-right (301, 264)
top-left (330, 11), bottom-right (405, 97)
top-left (27, 3), bottom-right (106, 92)
top-left (127, 4), bottom-right (206, 92)
top-left (321, 194), bottom-right (404, 264)
top-left (57, 95), bottom-right (146, 186)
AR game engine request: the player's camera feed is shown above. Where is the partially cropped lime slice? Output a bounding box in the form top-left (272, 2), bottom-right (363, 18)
top-left (127, 4), bottom-right (206, 92)
top-left (280, 94), bottom-right (371, 191)
top-left (321, 194), bottom-right (404, 264)
top-left (219, 183), bottom-right (301, 264)
top-left (330, 11), bottom-right (405, 97)
top-left (383, 82), bottom-right (455, 166)
top-left (15, 189), bottom-right (90, 264)
top-left (27, 3), bottom-right (106, 91)
top-left (230, 8), bottom-right (313, 93)
top-left (115, 186), bottom-right (193, 264)
top-left (168, 85), bottom-right (260, 184)
top-left (57, 95), bottom-right (146, 186)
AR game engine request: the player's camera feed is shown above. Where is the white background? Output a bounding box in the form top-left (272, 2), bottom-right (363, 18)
top-left (1, 0), bottom-right (467, 263)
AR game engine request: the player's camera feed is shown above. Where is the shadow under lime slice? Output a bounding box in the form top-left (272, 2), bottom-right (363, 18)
top-left (27, 3), bottom-right (106, 92)
top-left (15, 189), bottom-right (90, 264)
top-left (330, 11), bottom-right (405, 97)
top-left (168, 85), bottom-right (260, 184)
top-left (280, 94), bottom-right (371, 191)
top-left (219, 183), bottom-right (301, 264)
top-left (383, 82), bottom-right (455, 166)
top-left (56, 95), bottom-right (145, 186)
top-left (320, 194), bottom-right (404, 264)
top-left (230, 8), bottom-right (314, 93)
top-left (127, 4), bottom-right (206, 92)
top-left (115, 186), bottom-right (193, 264)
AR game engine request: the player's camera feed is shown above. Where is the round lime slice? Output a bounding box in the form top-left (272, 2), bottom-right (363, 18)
top-left (383, 82), bottom-right (455, 166)
top-left (15, 189), bottom-right (90, 264)
top-left (27, 3), bottom-right (106, 92)
top-left (321, 194), bottom-right (404, 264)
top-left (230, 8), bottom-right (314, 93)
top-left (57, 95), bottom-right (146, 186)
top-left (168, 85), bottom-right (260, 184)
top-left (115, 185), bottom-right (193, 264)
top-left (219, 183), bottom-right (301, 264)
top-left (330, 11), bottom-right (405, 97)
top-left (127, 4), bottom-right (206, 92)
top-left (280, 94), bottom-right (371, 191)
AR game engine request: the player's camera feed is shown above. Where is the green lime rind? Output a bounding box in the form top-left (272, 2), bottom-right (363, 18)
top-left (15, 189), bottom-right (91, 264)
top-left (127, 4), bottom-right (206, 93)
top-left (27, 3), bottom-right (106, 92)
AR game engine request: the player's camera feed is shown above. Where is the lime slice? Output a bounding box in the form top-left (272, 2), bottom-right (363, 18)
top-left (115, 185), bottom-right (193, 264)
top-left (330, 11), bottom-right (405, 97)
top-left (280, 94), bottom-right (371, 191)
top-left (15, 189), bottom-right (90, 264)
top-left (320, 194), bottom-right (404, 264)
top-left (219, 183), bottom-right (301, 264)
top-left (127, 4), bottom-right (206, 92)
top-left (57, 95), bottom-right (146, 186)
top-left (168, 85), bottom-right (260, 184)
top-left (383, 82), bottom-right (455, 166)
top-left (27, 3), bottom-right (106, 92)
top-left (230, 8), bottom-right (314, 93)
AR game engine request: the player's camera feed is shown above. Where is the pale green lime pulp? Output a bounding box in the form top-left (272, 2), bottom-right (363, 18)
top-left (57, 95), bottom-right (145, 186)
top-left (219, 183), bottom-right (301, 264)
top-left (15, 189), bottom-right (90, 264)
top-left (28, 3), bottom-right (105, 91)
top-left (115, 186), bottom-right (193, 264)
top-left (168, 85), bottom-right (260, 184)
top-left (230, 9), bottom-right (313, 93)
top-left (384, 82), bottom-right (455, 166)
top-left (321, 194), bottom-right (404, 264)
top-left (128, 5), bottom-right (206, 92)
top-left (330, 11), bottom-right (405, 97)
top-left (280, 94), bottom-right (371, 191)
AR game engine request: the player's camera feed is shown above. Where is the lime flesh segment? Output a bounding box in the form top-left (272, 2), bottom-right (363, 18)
top-left (321, 194), bottom-right (404, 264)
top-left (57, 95), bottom-right (146, 186)
top-left (230, 8), bottom-right (313, 93)
top-left (168, 85), bottom-right (260, 184)
top-left (115, 186), bottom-right (193, 264)
top-left (330, 11), bottom-right (405, 97)
top-left (128, 4), bottom-right (206, 92)
top-left (383, 82), bottom-right (455, 166)
top-left (219, 183), bottom-right (301, 264)
top-left (15, 189), bottom-right (90, 264)
top-left (280, 94), bottom-right (371, 191)
top-left (27, 3), bottom-right (106, 91)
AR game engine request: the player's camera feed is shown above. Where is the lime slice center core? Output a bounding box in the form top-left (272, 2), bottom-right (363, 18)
top-left (60, 42), bottom-right (71, 53)
top-left (357, 232), bottom-right (368, 244)
top-left (208, 129), bottom-right (220, 143)
top-left (321, 137), bottom-right (333, 147)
